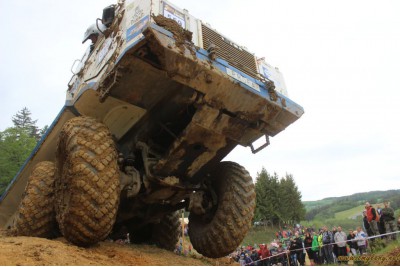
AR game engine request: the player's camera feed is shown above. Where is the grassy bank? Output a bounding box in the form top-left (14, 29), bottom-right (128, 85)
top-left (241, 226), bottom-right (279, 246)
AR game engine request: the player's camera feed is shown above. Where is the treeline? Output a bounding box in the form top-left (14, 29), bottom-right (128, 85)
top-left (254, 168), bottom-right (305, 227)
top-left (305, 190), bottom-right (400, 221)
top-left (0, 108), bottom-right (47, 195)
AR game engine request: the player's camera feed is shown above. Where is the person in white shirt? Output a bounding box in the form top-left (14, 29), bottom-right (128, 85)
top-left (355, 227), bottom-right (367, 255)
top-left (334, 226), bottom-right (347, 263)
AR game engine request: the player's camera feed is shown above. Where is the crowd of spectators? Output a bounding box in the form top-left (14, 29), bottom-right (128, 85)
top-left (230, 201), bottom-right (400, 266)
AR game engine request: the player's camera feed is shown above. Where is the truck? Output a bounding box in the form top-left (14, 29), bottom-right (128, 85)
top-left (0, 0), bottom-right (304, 258)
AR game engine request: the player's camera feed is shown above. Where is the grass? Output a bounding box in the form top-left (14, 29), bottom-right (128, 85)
top-left (334, 204), bottom-right (365, 220)
top-left (241, 226), bottom-right (279, 246)
top-left (367, 238), bottom-right (400, 265)
top-left (372, 238), bottom-right (400, 255)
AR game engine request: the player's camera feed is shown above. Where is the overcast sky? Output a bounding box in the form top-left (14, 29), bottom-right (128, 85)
top-left (1, 0), bottom-right (399, 201)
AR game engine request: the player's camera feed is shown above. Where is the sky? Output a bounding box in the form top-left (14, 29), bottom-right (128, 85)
top-left (1, 0), bottom-right (399, 201)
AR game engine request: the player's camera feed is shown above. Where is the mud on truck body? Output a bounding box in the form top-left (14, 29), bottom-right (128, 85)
top-left (0, 0), bottom-right (304, 258)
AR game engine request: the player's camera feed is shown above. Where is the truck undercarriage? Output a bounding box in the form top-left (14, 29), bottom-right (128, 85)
top-left (0, 0), bottom-right (304, 258)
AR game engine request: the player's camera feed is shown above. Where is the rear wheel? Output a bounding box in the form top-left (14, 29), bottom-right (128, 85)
top-left (152, 211), bottom-right (181, 250)
top-left (12, 161), bottom-right (57, 238)
top-left (129, 211), bottom-right (181, 251)
top-left (55, 116), bottom-right (120, 246)
top-left (188, 161), bottom-right (256, 258)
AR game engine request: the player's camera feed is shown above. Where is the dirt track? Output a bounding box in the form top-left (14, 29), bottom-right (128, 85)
top-left (0, 231), bottom-right (235, 266)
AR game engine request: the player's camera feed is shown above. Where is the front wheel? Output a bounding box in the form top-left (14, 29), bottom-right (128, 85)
top-left (188, 161), bottom-right (256, 258)
top-left (55, 116), bottom-right (120, 246)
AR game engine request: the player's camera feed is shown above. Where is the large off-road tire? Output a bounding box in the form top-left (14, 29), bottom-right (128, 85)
top-left (55, 116), bottom-right (120, 247)
top-left (129, 211), bottom-right (181, 251)
top-left (152, 211), bottom-right (181, 250)
top-left (12, 161), bottom-right (57, 238)
top-left (188, 161), bottom-right (256, 258)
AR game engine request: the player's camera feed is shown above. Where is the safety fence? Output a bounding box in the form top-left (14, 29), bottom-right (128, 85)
top-left (242, 230), bottom-right (400, 266)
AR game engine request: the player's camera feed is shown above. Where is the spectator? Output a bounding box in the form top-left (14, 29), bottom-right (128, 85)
top-left (276, 242), bottom-right (287, 266)
top-left (317, 230), bottom-right (324, 264)
top-left (175, 243), bottom-right (182, 255)
top-left (334, 226), bottom-right (347, 264)
top-left (231, 250), bottom-right (239, 262)
top-left (289, 238), bottom-right (298, 266)
top-left (282, 230), bottom-right (288, 238)
top-left (257, 243), bottom-right (270, 266)
top-left (376, 204), bottom-right (386, 238)
top-left (239, 254), bottom-right (246, 266)
top-left (311, 232), bottom-right (320, 266)
top-left (355, 227), bottom-right (367, 255)
top-left (332, 226), bottom-right (338, 261)
top-left (381, 201), bottom-right (396, 241)
top-left (347, 229), bottom-right (358, 256)
top-left (322, 226), bottom-right (334, 264)
top-left (294, 232), bottom-right (305, 266)
top-left (362, 210), bottom-right (374, 238)
top-left (304, 232), bottom-right (313, 264)
top-left (244, 253), bottom-right (254, 266)
top-left (376, 204), bottom-right (382, 214)
top-left (250, 249), bottom-right (259, 265)
top-left (365, 202), bottom-right (380, 236)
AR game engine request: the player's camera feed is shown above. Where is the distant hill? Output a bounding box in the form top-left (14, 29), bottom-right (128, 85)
top-left (303, 189), bottom-right (400, 222)
top-left (303, 189), bottom-right (400, 211)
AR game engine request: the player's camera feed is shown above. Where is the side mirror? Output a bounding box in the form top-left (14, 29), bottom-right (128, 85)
top-left (102, 5), bottom-right (115, 27)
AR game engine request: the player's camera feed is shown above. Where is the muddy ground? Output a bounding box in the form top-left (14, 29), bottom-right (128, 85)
top-left (0, 230), bottom-right (235, 266)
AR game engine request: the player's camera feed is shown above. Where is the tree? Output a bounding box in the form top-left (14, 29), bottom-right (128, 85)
top-left (12, 107), bottom-right (41, 141)
top-left (0, 108), bottom-right (45, 195)
top-left (0, 127), bottom-right (37, 195)
top-left (254, 168), bottom-right (275, 222)
top-left (279, 174), bottom-right (306, 224)
top-left (254, 169), bottom-right (305, 227)
top-left (39, 125), bottom-right (49, 138)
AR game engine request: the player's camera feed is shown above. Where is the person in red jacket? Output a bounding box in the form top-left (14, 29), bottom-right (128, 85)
top-left (365, 202), bottom-right (380, 236)
top-left (258, 243), bottom-right (271, 265)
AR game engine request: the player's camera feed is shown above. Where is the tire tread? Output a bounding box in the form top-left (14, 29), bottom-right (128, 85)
top-left (188, 161), bottom-right (256, 258)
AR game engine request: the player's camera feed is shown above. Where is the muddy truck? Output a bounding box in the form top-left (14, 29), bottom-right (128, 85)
top-left (0, 0), bottom-right (304, 258)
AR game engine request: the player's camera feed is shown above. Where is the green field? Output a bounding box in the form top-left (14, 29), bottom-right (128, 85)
top-left (334, 204), bottom-right (365, 220)
top-left (242, 226), bottom-right (279, 246)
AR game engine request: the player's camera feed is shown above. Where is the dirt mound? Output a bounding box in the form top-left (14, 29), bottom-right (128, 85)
top-left (0, 230), bottom-right (236, 266)
top-left (375, 247), bottom-right (400, 266)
